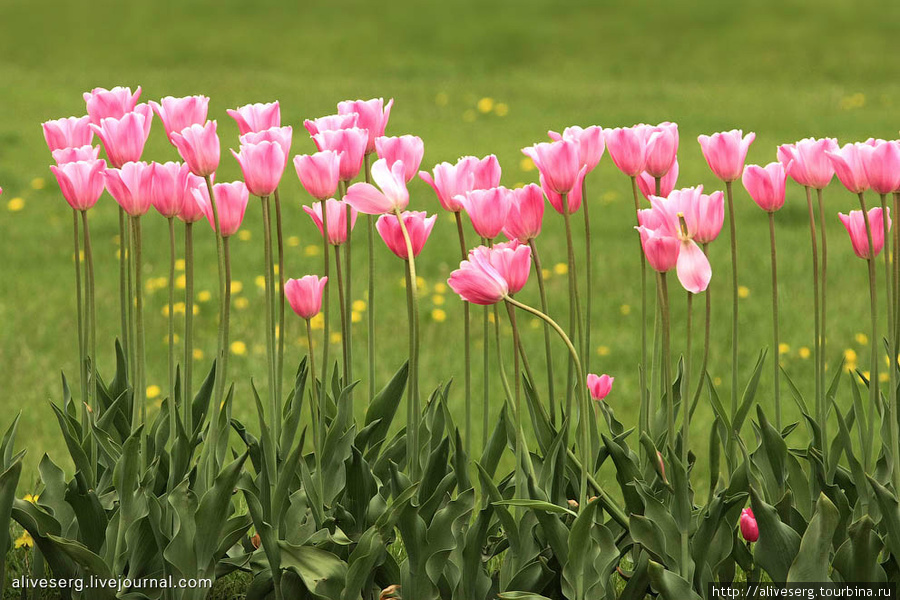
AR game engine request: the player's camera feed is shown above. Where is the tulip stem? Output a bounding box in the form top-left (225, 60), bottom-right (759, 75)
top-left (129, 215), bottom-right (145, 432)
top-left (725, 180), bottom-right (740, 422)
top-left (816, 188), bottom-right (828, 438)
top-left (562, 192), bottom-right (584, 425)
top-left (493, 304), bottom-right (515, 405)
top-left (261, 195), bottom-right (278, 440)
top-left (682, 290), bottom-right (692, 580)
top-left (184, 222), bottom-right (194, 435)
top-left (582, 178), bottom-right (593, 376)
top-left (334, 245), bottom-right (350, 382)
top-left (505, 300), bottom-right (528, 508)
top-left (482, 238), bottom-right (491, 450)
top-left (859, 193), bottom-right (881, 474)
top-left (804, 187), bottom-right (823, 452)
top-left (395, 209), bottom-right (421, 480)
top-left (343, 184), bottom-right (353, 395)
top-left (529, 239), bottom-right (556, 426)
top-left (118, 206), bottom-right (131, 379)
top-left (658, 272), bottom-right (673, 447)
top-left (768, 212), bottom-right (782, 431)
top-left (880, 193), bottom-right (899, 493)
top-left (203, 175), bottom-right (227, 476)
top-left (220, 236), bottom-right (232, 463)
top-left (365, 154), bottom-right (377, 404)
top-left (274, 189), bottom-right (286, 411)
top-left (305, 317), bottom-right (324, 508)
top-left (630, 176), bottom-right (649, 446)
top-left (167, 216), bottom-right (177, 485)
top-left (893, 191), bottom-right (900, 353)
top-left (692, 244), bottom-right (712, 411)
top-left (79, 211), bottom-right (97, 416)
top-left (72, 210), bottom-right (86, 415)
top-left (454, 212), bottom-right (473, 456)
top-left (318, 198), bottom-right (331, 506)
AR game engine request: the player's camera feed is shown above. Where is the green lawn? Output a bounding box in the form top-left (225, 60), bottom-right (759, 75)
top-left (1, 0), bottom-right (899, 480)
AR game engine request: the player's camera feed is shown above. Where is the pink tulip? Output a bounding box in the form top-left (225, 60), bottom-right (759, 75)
top-left (303, 199), bottom-right (358, 246)
top-left (240, 126), bottom-right (293, 168)
top-left (548, 126), bottom-right (605, 172)
top-left (170, 121), bottom-right (220, 177)
top-left (192, 181), bottom-right (249, 237)
top-left (689, 189), bottom-right (725, 244)
top-left (644, 122), bottom-right (679, 178)
top-left (91, 105), bottom-right (153, 168)
top-left (522, 139), bottom-right (582, 195)
top-left (231, 140), bottom-right (286, 197)
top-left (742, 162), bottom-right (787, 212)
top-left (50, 159), bottom-right (107, 211)
top-left (448, 244), bottom-right (531, 304)
top-left (482, 241), bottom-right (531, 294)
top-left (777, 138), bottom-right (838, 189)
top-left (294, 151), bottom-right (342, 201)
top-left (503, 183), bottom-right (545, 243)
top-left (840, 207), bottom-right (891, 259)
top-left (303, 113), bottom-right (359, 137)
top-left (344, 158), bottom-right (409, 214)
top-left (150, 95), bottom-right (209, 140)
top-left (419, 158), bottom-right (476, 212)
top-left (740, 508), bottom-right (759, 543)
top-left (605, 126), bottom-right (651, 177)
top-left (52, 145), bottom-right (100, 165)
top-left (375, 135), bottom-right (424, 182)
top-left (227, 101), bottom-right (281, 135)
top-left (178, 174), bottom-right (207, 223)
top-left (337, 98), bottom-right (393, 152)
top-left (698, 130), bottom-right (756, 182)
top-left (459, 187), bottom-right (512, 240)
top-left (636, 225), bottom-right (679, 273)
top-left (42, 116), bottom-right (93, 152)
top-left (541, 168), bottom-right (586, 215)
top-left (586, 373), bottom-right (614, 401)
top-left (285, 275), bottom-right (327, 320)
top-left (376, 211), bottom-right (437, 259)
top-left (103, 161), bottom-right (154, 216)
top-left (149, 161), bottom-right (192, 218)
top-left (637, 159), bottom-right (680, 200)
top-left (471, 155), bottom-right (502, 189)
top-left (826, 143), bottom-right (870, 194)
top-left (862, 139), bottom-right (900, 195)
top-left (312, 127), bottom-right (368, 181)
top-left (650, 186), bottom-right (723, 244)
top-left (675, 239), bottom-right (713, 294)
top-left (83, 86), bottom-right (141, 125)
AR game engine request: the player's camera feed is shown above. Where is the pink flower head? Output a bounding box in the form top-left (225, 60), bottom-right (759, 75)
top-left (605, 126), bottom-right (651, 177)
top-left (862, 139), bottom-right (900, 195)
top-left (503, 183), bottom-right (545, 242)
top-left (312, 127), bottom-right (368, 181)
top-left (644, 122), bottom-right (679, 178)
top-left (303, 113), bottom-right (359, 137)
top-left (636, 225), bottom-right (679, 274)
top-left (548, 126), bottom-right (605, 172)
top-left (483, 241), bottom-right (532, 294)
top-left (294, 151), bottom-right (342, 201)
top-left (448, 249), bottom-right (509, 305)
top-left (337, 98), bottom-right (393, 152)
top-left (698, 129), bottom-right (755, 182)
top-left (227, 102), bottom-right (281, 135)
top-left (375, 135), bottom-right (424, 182)
top-left (52, 145), bottom-right (100, 165)
top-left (777, 138), bottom-right (838, 189)
top-left (150, 95), bottom-right (209, 140)
top-left (103, 161), bottom-right (155, 216)
top-left (522, 139), bottom-right (581, 195)
top-left (192, 180), bottom-right (249, 237)
top-left (839, 207), bottom-right (891, 259)
top-left (240, 126), bottom-right (293, 168)
top-left (344, 158), bottom-right (409, 214)
top-left (231, 140), bottom-right (286, 197)
top-left (303, 199), bottom-right (358, 246)
top-left (541, 167), bottom-right (586, 215)
top-left (459, 187), bottom-right (512, 240)
top-left (178, 174), bottom-right (207, 223)
top-left (91, 104), bottom-right (153, 168)
top-left (637, 159), bottom-right (680, 200)
top-left (826, 142), bottom-right (870, 194)
top-left (586, 374), bottom-right (614, 401)
top-left (471, 155), bottom-right (502, 189)
top-left (419, 158), bottom-right (476, 212)
top-left (742, 162), bottom-right (787, 213)
top-left (285, 275), bottom-right (327, 320)
top-left (50, 159), bottom-right (107, 211)
top-left (643, 188), bottom-right (715, 291)
top-left (83, 86), bottom-right (141, 125)
top-left (170, 121), bottom-right (220, 177)
top-left (42, 116), bottom-right (93, 152)
top-left (740, 508), bottom-right (759, 543)
top-left (376, 211), bottom-right (437, 259)
top-left (149, 161), bottom-right (192, 218)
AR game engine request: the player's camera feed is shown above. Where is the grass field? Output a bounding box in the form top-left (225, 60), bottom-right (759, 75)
top-left (1, 0), bottom-right (899, 482)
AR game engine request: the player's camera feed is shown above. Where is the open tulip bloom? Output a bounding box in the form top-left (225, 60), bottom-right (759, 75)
top-left (150, 95), bottom-right (209, 140)
top-left (42, 116), bottom-right (93, 152)
top-left (83, 85), bottom-right (141, 124)
top-left (227, 101), bottom-right (281, 135)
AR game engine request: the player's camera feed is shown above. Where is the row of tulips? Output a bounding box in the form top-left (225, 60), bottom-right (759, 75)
top-left (0, 83), bottom-right (897, 598)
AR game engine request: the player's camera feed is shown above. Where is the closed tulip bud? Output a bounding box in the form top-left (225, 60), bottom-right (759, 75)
top-left (150, 95), bottom-right (209, 140)
top-left (303, 199), bottom-right (358, 246)
top-left (91, 105), bottom-right (153, 168)
top-left (605, 126), bottom-right (651, 177)
top-left (50, 159), bottom-right (107, 211)
top-left (83, 86), bottom-right (141, 125)
top-left (541, 168), bottom-right (587, 215)
top-left (240, 126), bottom-right (293, 168)
top-left (149, 161), bottom-right (192, 218)
top-left (312, 127), bottom-right (368, 182)
top-left (231, 141), bottom-right (286, 197)
top-left (698, 129), bottom-right (756, 182)
top-left (637, 159), bottom-right (680, 200)
top-left (344, 158), bottom-right (409, 214)
top-left (285, 275), bottom-right (327, 320)
top-left (103, 161), bottom-right (155, 216)
top-left (178, 174), bottom-right (207, 223)
top-left (294, 151), bottom-right (342, 201)
top-left (170, 121), bottom-right (220, 177)
top-left (742, 162), bottom-right (787, 212)
top-left (777, 137), bottom-right (837, 189)
top-left (471, 155), bottom-right (502, 190)
top-left (42, 116), bottom-right (93, 152)
top-left (548, 125), bottom-right (605, 173)
top-left (689, 189), bottom-right (725, 244)
top-left (586, 373), bottom-right (614, 401)
top-left (862, 139), bottom-right (900, 195)
top-left (459, 187), bottom-right (512, 240)
top-left (337, 98), bottom-right (393, 153)
top-left (740, 508), bottom-right (759, 542)
top-left (448, 246), bottom-right (509, 305)
top-left (192, 181), bottom-right (249, 237)
top-left (644, 122), bottom-right (679, 178)
top-left (839, 207), bottom-right (891, 259)
top-left (522, 139), bottom-right (581, 195)
top-left (419, 158), bottom-right (477, 213)
top-left (52, 145), bottom-right (100, 165)
top-left (227, 101), bottom-right (281, 135)
top-left (375, 135), bottom-right (425, 182)
top-left (636, 225), bottom-right (679, 273)
top-left (826, 143), bottom-right (870, 194)
top-left (376, 211), bottom-right (437, 259)
top-left (503, 183), bottom-right (545, 243)
top-left (303, 113), bottom-right (359, 137)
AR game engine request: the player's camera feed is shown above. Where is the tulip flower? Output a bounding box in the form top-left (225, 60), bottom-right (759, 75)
top-left (459, 187), bottom-right (512, 240)
top-left (285, 276), bottom-right (327, 320)
top-left (52, 145), bottom-right (100, 165)
top-left (294, 150), bottom-right (342, 201)
top-left (303, 113), bottom-right (358, 137)
top-left (652, 186), bottom-right (723, 245)
top-left (227, 101), bottom-right (281, 135)
top-left (312, 127), bottom-right (368, 182)
top-left (375, 135), bottom-right (424, 182)
top-left (862, 139), bottom-right (900, 195)
top-left (541, 169), bottom-right (586, 215)
top-left (777, 138), bottom-right (838, 189)
top-left (419, 159), bottom-right (476, 213)
top-left (83, 86), bottom-right (141, 124)
top-left (637, 159), bottom-right (679, 200)
top-left (337, 98), bottom-right (393, 153)
top-left (170, 121), bottom-right (220, 177)
top-left (103, 161), bottom-right (154, 216)
top-left (448, 247), bottom-right (510, 305)
top-left (635, 225), bottom-right (680, 274)
top-left (344, 158), bottom-right (409, 214)
top-left (548, 126), bottom-right (605, 172)
top-left (471, 155), bottom-right (502, 190)
top-left (483, 241), bottom-right (532, 295)
top-left (50, 159), bottom-right (107, 211)
top-left (742, 162), bottom-right (787, 213)
top-left (644, 122), bottom-right (679, 178)
top-left (522, 139), bottom-right (582, 195)
top-left (240, 126), bottom-right (293, 168)
top-left (231, 140), bottom-right (286, 197)
top-left (178, 174), bottom-right (207, 223)
top-left (42, 116), bottom-right (93, 152)
top-left (698, 130), bottom-right (755, 182)
top-left (91, 105), bottom-right (153, 168)
top-left (150, 95), bottom-right (209, 140)
top-left (503, 184), bottom-right (545, 243)
top-left (192, 181), bottom-right (249, 237)
top-left (740, 508), bottom-right (759, 543)
top-left (149, 161), bottom-right (192, 218)
top-left (586, 373), bottom-right (614, 401)
top-left (840, 207), bottom-right (891, 260)
top-left (605, 126), bottom-right (651, 177)
top-left (376, 211), bottom-right (436, 259)
top-left (303, 199), bottom-right (358, 246)
top-left (826, 143), bottom-right (870, 194)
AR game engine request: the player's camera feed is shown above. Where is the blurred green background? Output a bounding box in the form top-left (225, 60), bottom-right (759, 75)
top-left (0, 0), bottom-right (899, 479)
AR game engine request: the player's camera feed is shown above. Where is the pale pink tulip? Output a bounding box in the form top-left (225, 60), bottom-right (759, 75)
top-left (227, 102), bottom-right (281, 135)
top-left (91, 105), bottom-right (153, 168)
top-left (676, 239), bottom-right (713, 294)
top-left (840, 207), bottom-right (891, 259)
top-left (240, 126), bottom-right (293, 168)
top-left (826, 143), bottom-right (870, 194)
top-left (740, 508), bottom-right (759, 542)
top-left (586, 374), bottom-right (614, 401)
top-left (303, 113), bottom-right (359, 137)
top-left (777, 138), bottom-right (837, 189)
top-left (192, 181), bottom-right (249, 237)
top-left (294, 151), bottom-right (342, 201)
top-left (481, 241), bottom-right (531, 294)
top-left (548, 126), bottom-right (605, 172)
top-left (83, 86), bottom-right (141, 125)
top-left (149, 161), bottom-right (192, 218)
top-left (605, 126), bottom-right (651, 177)
top-left (448, 251), bottom-right (509, 305)
top-left (637, 159), bottom-right (679, 200)
top-left (459, 187), bottom-right (512, 240)
top-left (471, 155), bottom-right (502, 189)
top-left (862, 139), bottom-right (900, 195)
top-left (503, 183), bottom-right (545, 242)
top-left (231, 141), bottom-right (285, 197)
top-left (52, 145), bottom-right (100, 165)
top-left (698, 130), bottom-right (756, 182)
top-left (742, 162), bottom-right (787, 212)
top-left (42, 116), bottom-right (93, 152)
top-left (312, 127), bottom-right (368, 181)
top-left (285, 275), bottom-right (327, 319)
top-left (103, 161), bottom-right (155, 216)
top-left (303, 199), bottom-right (358, 246)
top-left (170, 121), bottom-right (220, 177)
top-left (376, 211), bottom-right (437, 259)
top-left (419, 159), bottom-right (477, 212)
top-left (541, 168), bottom-right (586, 214)
top-left (375, 135), bottom-right (424, 182)
top-left (50, 159), bottom-right (107, 211)
top-left (344, 158), bottom-right (409, 214)
top-left (522, 139), bottom-right (581, 194)
top-left (178, 174), bottom-right (207, 223)
top-left (644, 122), bottom-right (679, 178)
top-left (636, 225), bottom-right (679, 273)
top-left (150, 95), bottom-right (209, 140)
top-left (337, 98), bottom-right (393, 152)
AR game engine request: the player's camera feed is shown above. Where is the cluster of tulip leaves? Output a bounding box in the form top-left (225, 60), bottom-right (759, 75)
top-left (1, 342), bottom-right (900, 599)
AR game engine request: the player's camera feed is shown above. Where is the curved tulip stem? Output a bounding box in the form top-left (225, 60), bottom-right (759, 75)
top-left (183, 222), bottom-right (194, 435)
top-left (365, 154), bottom-right (377, 403)
top-left (529, 239), bottom-right (556, 425)
top-left (630, 176), bottom-right (650, 444)
top-left (582, 178), bottom-right (593, 376)
top-left (804, 187), bottom-right (823, 449)
top-left (816, 188), bottom-right (828, 434)
top-left (72, 210), bottom-right (86, 413)
top-left (658, 272), bottom-right (673, 446)
top-left (454, 212), bottom-right (473, 456)
top-left (395, 209), bottom-right (421, 479)
top-left (261, 195), bottom-right (278, 440)
top-left (725, 180), bottom-right (740, 420)
top-left (273, 188), bottom-right (286, 409)
top-left (305, 318), bottom-right (324, 505)
top-left (167, 216), bottom-right (177, 480)
top-left (334, 245), bottom-right (350, 382)
top-left (768, 212), bottom-right (782, 431)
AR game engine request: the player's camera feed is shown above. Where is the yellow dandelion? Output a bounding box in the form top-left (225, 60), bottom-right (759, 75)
top-left (863, 371), bottom-right (871, 381)
top-left (844, 348), bottom-right (858, 362)
top-left (597, 346), bottom-right (611, 357)
top-left (799, 346), bottom-right (811, 359)
top-left (416, 276), bottom-right (427, 292)
top-left (193, 349), bottom-right (204, 360)
top-left (231, 281), bottom-right (243, 294)
top-left (235, 297), bottom-right (250, 309)
top-left (330, 332), bottom-right (342, 344)
top-left (488, 312), bottom-right (496, 323)
top-left (310, 313), bottom-right (325, 330)
top-left (519, 157), bottom-right (536, 172)
top-left (275, 324), bottom-right (280, 339)
top-left (176, 274), bottom-right (186, 290)
top-left (880, 372), bottom-right (890, 383)
top-left (288, 235), bottom-right (300, 247)
top-left (7, 197), bottom-right (24, 212)
top-left (530, 318), bottom-right (540, 329)
top-left (462, 109), bottom-right (477, 123)
top-left (238, 230), bottom-right (252, 241)
top-left (432, 294), bottom-right (445, 305)
top-left (14, 531), bottom-right (33, 549)
top-left (399, 277), bottom-right (407, 288)
top-left (197, 290), bottom-right (212, 302)
top-left (620, 304), bottom-right (631, 316)
top-left (554, 263), bottom-right (568, 275)
top-left (31, 177), bottom-right (45, 190)
top-left (352, 299), bottom-right (366, 312)
top-left (714, 376), bottom-right (723, 386)
top-left (230, 341), bottom-right (247, 356)
top-left (161, 305), bottom-right (170, 317)
top-left (256, 275), bottom-right (266, 289)
top-left (351, 311), bottom-right (362, 323)
top-left (147, 385), bottom-right (161, 399)
top-left (477, 97), bottom-right (494, 113)
top-left (432, 309), bottom-right (447, 322)
top-left (778, 343), bottom-right (790, 355)
top-left (494, 103), bottom-right (509, 117)
top-left (22, 494), bottom-right (38, 504)
top-left (601, 190), bottom-right (619, 203)
top-left (435, 92), bottom-right (449, 106)
top-left (855, 332), bottom-right (869, 345)
top-left (304, 244), bottom-right (320, 256)
top-left (74, 250), bottom-right (85, 262)
top-left (175, 258), bottom-right (186, 271)
top-left (434, 282), bottom-right (447, 293)
top-left (542, 268), bottom-right (551, 279)
top-left (173, 302), bottom-right (186, 315)
top-left (738, 286), bottom-right (750, 299)
top-left (165, 333), bottom-right (180, 344)
top-left (192, 304), bottom-right (199, 315)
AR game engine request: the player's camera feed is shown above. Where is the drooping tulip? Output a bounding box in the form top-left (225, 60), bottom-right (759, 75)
top-left (458, 187), bottom-right (512, 239)
top-left (637, 159), bottom-right (679, 200)
top-left (231, 140), bottom-right (286, 197)
top-left (312, 127), bottom-right (368, 181)
top-left (52, 145), bottom-right (100, 165)
top-left (375, 135), bottom-right (424, 182)
top-left (294, 150), bottom-right (342, 201)
top-left (862, 139), bottom-right (900, 195)
top-left (548, 126), bottom-right (605, 172)
top-left (303, 199), bottom-right (358, 246)
top-left (776, 138), bottom-right (838, 189)
top-left (448, 247), bottom-right (509, 305)
top-left (376, 211), bottom-right (437, 259)
top-left (103, 161), bottom-right (155, 216)
top-left (337, 98), bottom-right (393, 152)
top-left (285, 275), bottom-right (327, 319)
top-left (91, 105), bottom-right (153, 168)
top-left (839, 207), bottom-right (891, 259)
top-left (240, 126), bottom-right (293, 168)
top-left (698, 130), bottom-right (756, 182)
top-left (605, 126), bottom-right (651, 177)
top-left (742, 162), bottom-right (787, 212)
top-left (303, 113), bottom-right (358, 137)
top-left (149, 161), bottom-right (192, 218)
top-left (170, 121), bottom-right (220, 177)
top-left (83, 86), bottom-right (141, 125)
top-left (826, 143), bottom-right (870, 194)
top-left (586, 373), bottom-right (614, 401)
top-left (503, 183), bottom-right (545, 243)
top-left (42, 116), bottom-right (93, 152)
top-left (227, 102), bottom-right (281, 135)
top-left (150, 95), bottom-right (209, 140)
top-left (344, 158), bottom-right (409, 214)
top-left (49, 159), bottom-right (107, 211)
top-left (522, 139), bottom-right (582, 195)
top-left (644, 122), bottom-right (679, 178)
top-left (740, 508), bottom-right (759, 543)
top-left (541, 169), bottom-right (586, 215)
top-left (192, 181), bottom-right (249, 237)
